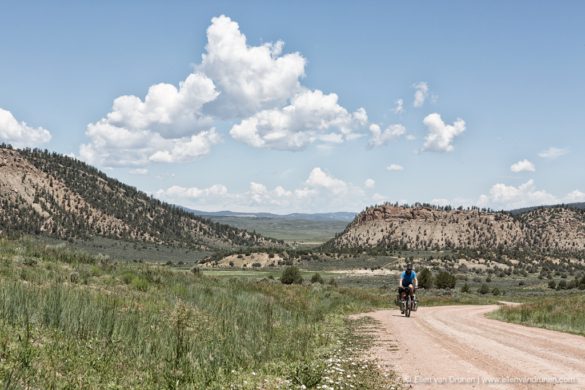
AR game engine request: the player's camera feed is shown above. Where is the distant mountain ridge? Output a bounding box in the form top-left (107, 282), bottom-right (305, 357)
top-left (325, 203), bottom-right (585, 253)
top-left (510, 202), bottom-right (585, 215)
top-left (0, 145), bottom-right (282, 250)
top-left (186, 209), bottom-right (356, 222)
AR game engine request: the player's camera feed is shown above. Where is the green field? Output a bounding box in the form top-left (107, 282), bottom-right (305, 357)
top-left (35, 235), bottom-right (212, 264)
top-left (0, 237), bottom-right (398, 389)
top-left (205, 216), bottom-right (349, 245)
top-left (2, 233), bottom-right (584, 388)
top-left (488, 293), bottom-right (585, 336)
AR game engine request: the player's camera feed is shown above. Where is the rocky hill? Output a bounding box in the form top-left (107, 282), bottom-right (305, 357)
top-left (0, 145), bottom-right (282, 250)
top-left (324, 203), bottom-right (585, 253)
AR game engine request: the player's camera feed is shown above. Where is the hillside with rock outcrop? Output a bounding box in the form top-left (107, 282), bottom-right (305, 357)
top-left (0, 145), bottom-right (283, 250)
top-left (324, 203), bottom-right (585, 253)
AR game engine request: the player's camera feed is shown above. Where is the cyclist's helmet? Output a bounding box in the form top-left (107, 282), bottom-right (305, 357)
top-left (406, 264), bottom-right (413, 273)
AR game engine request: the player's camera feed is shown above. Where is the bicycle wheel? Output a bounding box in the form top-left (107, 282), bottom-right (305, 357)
top-left (405, 296), bottom-right (411, 317)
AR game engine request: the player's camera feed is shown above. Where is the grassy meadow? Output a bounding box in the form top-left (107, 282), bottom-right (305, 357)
top-left (0, 237), bottom-right (398, 389)
top-left (1, 233), bottom-right (583, 388)
top-left (488, 294), bottom-right (585, 336)
top-left (203, 217), bottom-right (349, 246)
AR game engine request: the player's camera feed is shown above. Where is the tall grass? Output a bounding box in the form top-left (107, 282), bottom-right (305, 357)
top-left (0, 237), bottom-right (390, 388)
top-left (489, 295), bottom-right (585, 336)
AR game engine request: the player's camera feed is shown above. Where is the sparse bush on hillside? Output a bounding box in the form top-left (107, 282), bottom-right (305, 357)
top-left (418, 268), bottom-right (433, 289)
top-left (478, 283), bottom-right (490, 295)
top-left (548, 280), bottom-right (557, 289)
top-left (461, 283), bottom-right (471, 293)
top-left (280, 266), bottom-right (303, 285)
top-left (435, 271), bottom-right (456, 289)
top-left (310, 272), bottom-right (324, 284)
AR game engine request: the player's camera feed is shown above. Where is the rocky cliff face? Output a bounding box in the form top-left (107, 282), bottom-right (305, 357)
top-left (325, 204), bottom-right (585, 253)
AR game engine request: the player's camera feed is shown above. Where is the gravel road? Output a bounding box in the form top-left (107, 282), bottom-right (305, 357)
top-left (358, 305), bottom-right (585, 389)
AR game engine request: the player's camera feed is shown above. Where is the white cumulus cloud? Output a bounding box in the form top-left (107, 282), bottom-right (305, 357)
top-left (538, 147), bottom-right (568, 160)
top-left (364, 178), bottom-right (376, 189)
top-left (155, 167), bottom-right (367, 213)
top-left (478, 180), bottom-right (557, 209)
top-left (82, 15), bottom-right (368, 165)
top-left (430, 198), bottom-right (451, 207)
top-left (230, 89), bottom-right (367, 150)
top-left (510, 159), bottom-right (535, 173)
top-left (422, 113), bottom-right (465, 152)
top-left (148, 129), bottom-right (221, 163)
top-left (566, 190), bottom-right (585, 203)
top-left (368, 123), bottom-right (406, 148)
top-left (306, 167), bottom-right (349, 195)
top-left (80, 72), bottom-right (220, 166)
top-left (157, 184), bottom-right (229, 199)
top-left (413, 82), bottom-right (429, 108)
top-left (0, 108), bottom-right (52, 146)
top-left (199, 15), bottom-right (306, 118)
top-left (387, 164), bottom-right (404, 172)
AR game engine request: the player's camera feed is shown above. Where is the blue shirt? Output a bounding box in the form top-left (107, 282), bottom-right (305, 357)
top-left (400, 271), bottom-right (417, 287)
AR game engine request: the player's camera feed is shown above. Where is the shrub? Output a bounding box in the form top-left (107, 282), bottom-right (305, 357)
top-left (131, 276), bottom-right (149, 292)
top-left (23, 258), bottom-right (38, 267)
top-left (492, 287), bottom-right (501, 296)
top-left (418, 268), bottom-right (433, 289)
top-left (557, 280), bottom-right (567, 290)
top-left (120, 271), bottom-right (134, 285)
top-left (478, 283), bottom-right (490, 295)
top-left (461, 283), bottom-right (470, 293)
top-left (69, 271), bottom-right (80, 284)
top-left (310, 273), bottom-right (324, 284)
top-left (548, 280), bottom-right (557, 289)
top-left (280, 266), bottom-right (303, 285)
top-left (327, 278), bottom-right (338, 287)
top-left (435, 271), bottom-right (456, 289)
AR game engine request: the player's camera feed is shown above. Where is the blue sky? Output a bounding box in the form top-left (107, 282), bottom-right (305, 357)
top-left (1, 1), bottom-right (583, 212)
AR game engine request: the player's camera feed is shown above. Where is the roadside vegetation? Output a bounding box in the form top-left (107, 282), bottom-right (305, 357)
top-left (488, 294), bottom-right (585, 336)
top-left (0, 237), bottom-right (397, 389)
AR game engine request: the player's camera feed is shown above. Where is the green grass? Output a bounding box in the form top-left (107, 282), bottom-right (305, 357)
top-left (488, 293), bottom-right (585, 336)
top-left (35, 235), bottom-right (212, 264)
top-left (0, 237), bottom-right (398, 389)
top-left (205, 216), bottom-right (349, 245)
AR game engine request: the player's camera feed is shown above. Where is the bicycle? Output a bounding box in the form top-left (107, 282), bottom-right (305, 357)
top-left (397, 287), bottom-right (418, 317)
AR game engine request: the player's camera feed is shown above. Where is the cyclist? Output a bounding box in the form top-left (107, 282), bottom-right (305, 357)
top-left (398, 264), bottom-right (418, 312)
